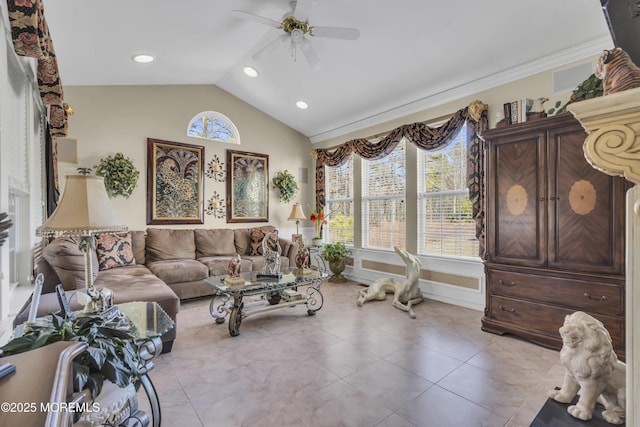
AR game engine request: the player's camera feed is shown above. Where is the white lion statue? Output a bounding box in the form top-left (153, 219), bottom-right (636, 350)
top-left (548, 311), bottom-right (626, 424)
top-left (357, 246), bottom-right (423, 318)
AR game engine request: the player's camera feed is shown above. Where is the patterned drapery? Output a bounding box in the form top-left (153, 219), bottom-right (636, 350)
top-left (312, 101), bottom-right (488, 257)
top-left (7, 0), bottom-right (67, 137)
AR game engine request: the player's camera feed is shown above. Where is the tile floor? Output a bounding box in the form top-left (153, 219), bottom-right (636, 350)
top-left (141, 280), bottom-right (565, 427)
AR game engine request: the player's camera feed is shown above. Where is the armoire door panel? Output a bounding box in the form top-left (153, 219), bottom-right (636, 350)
top-left (547, 127), bottom-right (624, 273)
top-left (492, 136), bottom-right (545, 266)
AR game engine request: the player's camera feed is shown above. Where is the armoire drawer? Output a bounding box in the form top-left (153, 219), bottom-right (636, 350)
top-left (487, 269), bottom-right (623, 316)
top-left (488, 295), bottom-right (624, 350)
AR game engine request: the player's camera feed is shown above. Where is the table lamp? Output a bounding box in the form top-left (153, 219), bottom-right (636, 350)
top-left (287, 203), bottom-right (306, 234)
top-left (36, 175), bottom-right (127, 312)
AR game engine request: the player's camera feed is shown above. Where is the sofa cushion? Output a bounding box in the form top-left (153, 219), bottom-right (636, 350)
top-left (42, 237), bottom-right (99, 291)
top-left (146, 228), bottom-right (195, 262)
top-left (146, 259), bottom-right (209, 285)
top-left (130, 231), bottom-right (146, 265)
top-left (95, 232), bottom-right (136, 271)
top-left (195, 229), bottom-right (236, 257)
top-left (95, 265), bottom-right (180, 317)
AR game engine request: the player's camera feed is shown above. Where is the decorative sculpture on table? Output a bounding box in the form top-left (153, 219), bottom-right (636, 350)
top-left (295, 246), bottom-right (312, 275)
top-left (224, 253), bottom-right (245, 285)
top-left (357, 246), bottom-right (423, 319)
top-left (548, 311), bottom-right (626, 425)
top-left (261, 231), bottom-right (281, 275)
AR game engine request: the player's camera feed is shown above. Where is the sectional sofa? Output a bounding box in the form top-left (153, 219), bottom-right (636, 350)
top-left (14, 226), bottom-right (298, 352)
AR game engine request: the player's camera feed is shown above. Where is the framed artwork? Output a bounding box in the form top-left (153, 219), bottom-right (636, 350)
top-left (226, 149), bottom-right (268, 223)
top-left (147, 138), bottom-right (204, 224)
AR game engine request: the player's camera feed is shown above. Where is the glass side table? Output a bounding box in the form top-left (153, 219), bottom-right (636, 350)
top-left (307, 245), bottom-right (327, 274)
top-left (117, 301), bottom-right (175, 427)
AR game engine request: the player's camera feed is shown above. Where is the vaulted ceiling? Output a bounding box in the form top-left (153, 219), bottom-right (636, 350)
top-left (43, 0), bottom-right (612, 142)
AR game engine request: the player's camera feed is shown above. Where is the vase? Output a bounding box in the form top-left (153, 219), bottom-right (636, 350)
top-left (328, 258), bottom-right (347, 283)
top-left (311, 238), bottom-right (323, 247)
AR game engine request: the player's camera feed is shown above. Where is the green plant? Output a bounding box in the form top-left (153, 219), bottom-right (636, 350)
top-left (320, 242), bottom-right (350, 263)
top-left (547, 73), bottom-right (603, 116)
top-left (272, 170), bottom-right (298, 203)
top-left (94, 153), bottom-right (140, 198)
top-left (0, 313), bottom-right (141, 400)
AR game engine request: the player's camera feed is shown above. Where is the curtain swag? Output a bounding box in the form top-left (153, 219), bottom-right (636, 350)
top-left (8, 0), bottom-right (67, 137)
top-left (312, 100), bottom-right (488, 257)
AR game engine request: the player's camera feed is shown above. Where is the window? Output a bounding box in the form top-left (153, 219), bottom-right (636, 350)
top-left (325, 155), bottom-right (354, 246)
top-left (187, 111), bottom-right (240, 144)
top-left (418, 124), bottom-right (478, 257)
top-left (362, 140), bottom-right (406, 249)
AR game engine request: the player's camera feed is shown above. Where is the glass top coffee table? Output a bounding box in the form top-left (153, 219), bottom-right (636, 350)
top-left (205, 268), bottom-right (326, 336)
top-left (116, 301), bottom-right (175, 427)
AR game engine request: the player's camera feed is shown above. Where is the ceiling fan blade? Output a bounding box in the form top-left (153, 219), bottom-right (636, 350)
top-left (293, 0), bottom-right (317, 21)
top-left (312, 26), bottom-right (360, 40)
top-left (231, 10), bottom-right (281, 28)
top-left (253, 34), bottom-right (289, 61)
top-left (300, 37), bottom-right (320, 68)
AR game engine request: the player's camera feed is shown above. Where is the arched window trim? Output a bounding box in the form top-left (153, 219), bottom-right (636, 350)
top-left (187, 111), bottom-right (240, 144)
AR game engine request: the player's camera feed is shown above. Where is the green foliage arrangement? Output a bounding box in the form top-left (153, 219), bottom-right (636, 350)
top-left (272, 170), bottom-right (299, 203)
top-left (0, 314), bottom-right (141, 401)
top-left (547, 73), bottom-right (603, 116)
top-left (320, 242), bottom-right (350, 263)
top-left (94, 153), bottom-right (140, 198)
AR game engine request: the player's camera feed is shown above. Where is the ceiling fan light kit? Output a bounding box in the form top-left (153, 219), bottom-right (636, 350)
top-left (232, 0), bottom-right (360, 66)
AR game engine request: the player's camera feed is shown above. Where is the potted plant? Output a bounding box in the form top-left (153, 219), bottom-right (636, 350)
top-left (320, 242), bottom-right (350, 283)
top-left (94, 153), bottom-right (140, 198)
top-left (0, 313), bottom-right (141, 402)
top-left (272, 170), bottom-right (298, 203)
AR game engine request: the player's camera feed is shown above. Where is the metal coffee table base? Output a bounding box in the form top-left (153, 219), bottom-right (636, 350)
top-left (209, 280), bottom-right (323, 336)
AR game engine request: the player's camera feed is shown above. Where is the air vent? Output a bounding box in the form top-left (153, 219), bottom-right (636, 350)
top-left (552, 62), bottom-right (593, 93)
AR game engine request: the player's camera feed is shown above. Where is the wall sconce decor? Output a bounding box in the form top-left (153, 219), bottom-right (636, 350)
top-left (205, 155), bottom-right (225, 182)
top-left (205, 191), bottom-right (226, 218)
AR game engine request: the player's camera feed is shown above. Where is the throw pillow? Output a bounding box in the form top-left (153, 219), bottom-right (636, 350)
top-left (96, 232), bottom-right (136, 270)
top-left (249, 228), bottom-right (267, 256)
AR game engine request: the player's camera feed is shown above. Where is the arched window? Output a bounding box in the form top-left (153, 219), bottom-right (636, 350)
top-left (187, 111), bottom-right (240, 144)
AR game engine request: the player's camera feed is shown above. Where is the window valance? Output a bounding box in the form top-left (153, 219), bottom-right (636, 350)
top-left (7, 0), bottom-right (67, 137)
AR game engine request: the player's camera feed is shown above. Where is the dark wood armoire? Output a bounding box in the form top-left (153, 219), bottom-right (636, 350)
top-left (480, 113), bottom-right (627, 359)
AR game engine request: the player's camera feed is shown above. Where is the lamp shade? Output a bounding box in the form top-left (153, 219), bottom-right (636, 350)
top-left (37, 175), bottom-right (128, 237)
top-left (287, 203), bottom-right (306, 221)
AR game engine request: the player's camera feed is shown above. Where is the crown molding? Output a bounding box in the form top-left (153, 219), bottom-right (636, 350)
top-left (309, 35), bottom-right (613, 144)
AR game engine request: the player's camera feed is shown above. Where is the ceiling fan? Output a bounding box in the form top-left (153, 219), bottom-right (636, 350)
top-left (232, 0), bottom-right (360, 67)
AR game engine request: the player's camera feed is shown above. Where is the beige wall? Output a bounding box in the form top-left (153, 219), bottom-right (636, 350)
top-left (314, 57), bottom-right (597, 148)
top-left (60, 85), bottom-right (313, 232)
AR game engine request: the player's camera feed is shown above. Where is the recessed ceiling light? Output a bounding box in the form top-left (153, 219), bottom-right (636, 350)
top-left (132, 54), bottom-right (154, 63)
top-left (296, 101), bottom-right (309, 110)
top-left (243, 66), bottom-right (258, 78)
